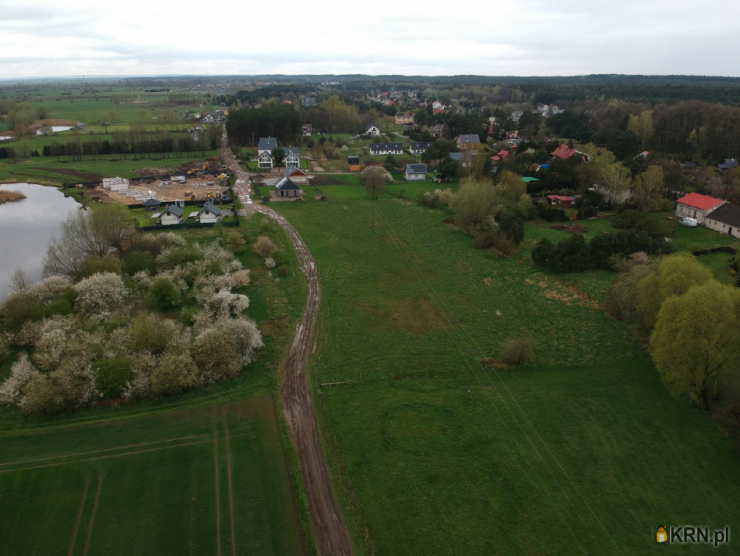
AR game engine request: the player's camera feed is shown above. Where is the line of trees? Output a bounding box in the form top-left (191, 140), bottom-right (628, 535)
top-left (225, 102), bottom-right (301, 146)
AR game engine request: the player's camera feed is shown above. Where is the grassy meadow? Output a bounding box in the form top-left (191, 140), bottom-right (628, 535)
top-left (269, 182), bottom-right (740, 555)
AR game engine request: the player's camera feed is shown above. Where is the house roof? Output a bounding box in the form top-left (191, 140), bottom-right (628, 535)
top-left (257, 151), bottom-right (273, 161)
top-left (301, 123), bottom-right (312, 130)
top-left (283, 146), bottom-right (299, 155)
top-left (143, 199), bottom-right (161, 206)
top-left (163, 205), bottom-right (183, 217)
top-left (196, 202), bottom-right (221, 217)
top-left (704, 203), bottom-right (740, 228)
top-left (449, 152), bottom-right (463, 161)
top-left (276, 178), bottom-right (300, 191)
top-left (258, 137), bottom-right (277, 151)
top-left (282, 167), bottom-right (307, 178)
top-left (410, 142), bottom-right (432, 150)
top-left (405, 164), bottom-right (427, 174)
top-left (457, 134), bottom-right (480, 145)
top-left (551, 144), bottom-right (578, 159)
top-left (369, 143), bottom-right (403, 152)
top-left (718, 158), bottom-right (739, 170)
top-left (676, 192), bottom-right (725, 211)
top-left (348, 156), bottom-right (360, 164)
top-left (365, 123), bottom-right (380, 131)
top-left (547, 195), bottom-right (574, 202)
top-left (521, 177), bottom-right (540, 183)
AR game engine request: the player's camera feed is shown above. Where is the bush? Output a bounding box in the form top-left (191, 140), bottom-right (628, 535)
top-left (531, 238), bottom-right (554, 266)
top-left (191, 328), bottom-right (241, 382)
top-left (1, 294), bottom-right (45, 333)
top-left (611, 210), bottom-right (672, 239)
top-left (253, 235), bottom-right (277, 258)
top-left (120, 249), bottom-right (155, 275)
top-left (148, 277), bottom-right (181, 309)
top-left (73, 272), bottom-right (128, 318)
top-left (129, 314), bottom-right (176, 355)
top-left (156, 246), bottom-right (203, 269)
top-left (77, 255), bottom-right (122, 279)
top-left (497, 211), bottom-right (524, 245)
top-left (502, 336), bottom-right (534, 365)
top-left (94, 357), bottom-right (133, 398)
top-left (224, 231), bottom-right (246, 253)
top-left (150, 352), bottom-right (197, 396)
top-left (537, 202), bottom-right (568, 222)
top-left (549, 234), bottom-right (591, 272)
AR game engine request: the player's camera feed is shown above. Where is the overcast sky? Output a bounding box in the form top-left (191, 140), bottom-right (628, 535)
top-left (1, 0), bottom-right (739, 78)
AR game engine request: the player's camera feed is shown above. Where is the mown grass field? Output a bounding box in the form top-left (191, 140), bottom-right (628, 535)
top-left (0, 397), bottom-right (303, 556)
top-left (0, 212), bottom-right (313, 555)
top-left (270, 182), bottom-right (740, 555)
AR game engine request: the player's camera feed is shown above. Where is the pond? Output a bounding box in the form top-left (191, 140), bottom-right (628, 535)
top-left (0, 183), bottom-right (80, 299)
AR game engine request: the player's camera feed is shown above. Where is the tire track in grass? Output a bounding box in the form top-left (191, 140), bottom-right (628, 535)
top-left (222, 415), bottom-right (237, 556)
top-left (82, 475), bottom-right (103, 556)
top-left (67, 477), bottom-right (90, 556)
top-left (213, 411), bottom-right (222, 556)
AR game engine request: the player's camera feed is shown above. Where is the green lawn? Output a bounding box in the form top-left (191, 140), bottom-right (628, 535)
top-left (0, 397), bottom-right (303, 556)
top-left (268, 183), bottom-right (740, 555)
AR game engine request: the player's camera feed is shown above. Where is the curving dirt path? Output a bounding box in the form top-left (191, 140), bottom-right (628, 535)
top-left (221, 141), bottom-right (353, 556)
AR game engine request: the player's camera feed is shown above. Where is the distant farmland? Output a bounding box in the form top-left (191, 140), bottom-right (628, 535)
top-left (0, 397), bottom-right (304, 556)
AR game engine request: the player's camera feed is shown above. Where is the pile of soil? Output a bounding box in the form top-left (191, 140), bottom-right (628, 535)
top-left (550, 224), bottom-right (588, 233)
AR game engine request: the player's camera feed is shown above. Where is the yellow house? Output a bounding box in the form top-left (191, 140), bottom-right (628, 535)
top-left (656, 526), bottom-right (667, 543)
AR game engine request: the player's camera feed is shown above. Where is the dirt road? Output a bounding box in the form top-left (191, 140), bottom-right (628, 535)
top-left (221, 142), bottom-right (353, 556)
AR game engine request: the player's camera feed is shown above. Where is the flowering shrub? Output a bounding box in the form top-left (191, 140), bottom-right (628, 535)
top-left (264, 257), bottom-right (276, 269)
top-left (73, 272), bottom-right (127, 318)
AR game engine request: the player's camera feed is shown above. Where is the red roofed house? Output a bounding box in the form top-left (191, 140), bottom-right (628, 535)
top-left (547, 195), bottom-right (576, 208)
top-left (551, 144), bottom-right (578, 160)
top-left (492, 149), bottom-right (512, 162)
top-left (675, 193), bottom-right (726, 224)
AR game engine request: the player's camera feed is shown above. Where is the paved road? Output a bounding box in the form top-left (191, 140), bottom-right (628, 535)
top-left (221, 142), bottom-right (353, 556)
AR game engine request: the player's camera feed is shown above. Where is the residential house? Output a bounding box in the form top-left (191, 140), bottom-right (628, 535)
top-left (510, 111), bottom-right (524, 122)
top-left (717, 158), bottom-right (739, 171)
top-left (156, 205), bottom-right (184, 226)
top-left (409, 142), bottom-right (433, 155)
top-left (276, 178), bottom-right (302, 199)
top-left (284, 146), bottom-right (300, 169)
top-left (369, 143), bottom-right (403, 156)
top-left (143, 198), bottom-right (162, 211)
top-left (304, 97), bottom-right (317, 107)
top-left (195, 202), bottom-right (222, 224)
top-left (492, 149), bottom-right (512, 162)
top-left (365, 123), bottom-right (382, 136)
top-left (504, 138), bottom-right (524, 149)
top-left (395, 112), bottom-right (415, 125)
top-left (405, 164), bottom-right (427, 181)
top-left (675, 192), bottom-right (726, 224)
top-left (449, 152), bottom-right (463, 162)
top-left (257, 151), bottom-right (274, 170)
top-left (432, 101), bottom-right (446, 114)
top-left (282, 167), bottom-right (309, 184)
top-left (681, 161), bottom-right (698, 169)
top-left (258, 137), bottom-right (278, 156)
top-left (189, 125), bottom-right (203, 141)
top-left (551, 144), bottom-right (579, 160)
top-left (703, 203), bottom-right (740, 238)
top-left (301, 124), bottom-right (313, 137)
top-left (348, 156), bottom-right (361, 171)
top-left (456, 134), bottom-right (480, 149)
top-left (547, 195), bottom-right (576, 208)
top-left (590, 182), bottom-right (635, 204)
top-left (431, 123), bottom-right (445, 138)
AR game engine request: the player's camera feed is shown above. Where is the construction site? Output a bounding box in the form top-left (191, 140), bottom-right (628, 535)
top-left (93, 161), bottom-right (231, 205)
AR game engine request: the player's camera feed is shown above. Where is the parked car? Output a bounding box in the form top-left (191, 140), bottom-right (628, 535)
top-left (679, 217), bottom-right (698, 227)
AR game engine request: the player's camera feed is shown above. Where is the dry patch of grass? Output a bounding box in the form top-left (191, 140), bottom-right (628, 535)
top-left (0, 190), bottom-right (26, 204)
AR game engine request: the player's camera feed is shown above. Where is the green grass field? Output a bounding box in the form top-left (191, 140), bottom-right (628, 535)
top-left (0, 397), bottom-right (304, 556)
top-left (268, 182), bottom-right (740, 555)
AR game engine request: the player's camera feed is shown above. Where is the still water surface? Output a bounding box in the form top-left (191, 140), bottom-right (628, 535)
top-left (0, 183), bottom-right (80, 299)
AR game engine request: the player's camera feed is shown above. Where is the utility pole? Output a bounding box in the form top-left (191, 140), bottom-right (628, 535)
top-left (370, 203), bottom-right (376, 232)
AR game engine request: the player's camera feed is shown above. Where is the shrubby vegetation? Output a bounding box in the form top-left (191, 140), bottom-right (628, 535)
top-left (0, 213), bottom-right (263, 415)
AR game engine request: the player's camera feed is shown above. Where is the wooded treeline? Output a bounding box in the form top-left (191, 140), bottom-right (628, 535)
top-left (225, 103), bottom-right (301, 146)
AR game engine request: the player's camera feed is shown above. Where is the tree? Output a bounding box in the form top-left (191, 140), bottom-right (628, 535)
top-left (600, 162), bottom-right (632, 204)
top-left (9, 268), bottom-right (32, 292)
top-left (437, 156), bottom-right (459, 181)
top-left (633, 165), bottom-right (666, 211)
top-left (253, 235), bottom-right (276, 258)
top-left (272, 147), bottom-right (285, 167)
top-left (627, 111), bottom-right (654, 150)
top-left (719, 167), bottom-right (740, 200)
top-left (638, 253), bottom-right (713, 330)
top-left (651, 281), bottom-right (740, 410)
top-left (383, 154), bottom-right (397, 172)
top-left (361, 166), bottom-right (391, 200)
top-left (148, 277), bottom-right (181, 309)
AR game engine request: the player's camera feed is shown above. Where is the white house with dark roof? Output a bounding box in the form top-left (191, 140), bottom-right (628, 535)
top-left (154, 205), bottom-right (184, 226)
top-left (301, 124), bottom-right (312, 137)
top-left (365, 123), bottom-right (382, 136)
top-left (370, 143), bottom-right (403, 156)
top-left (405, 164), bottom-right (427, 181)
top-left (258, 137), bottom-right (278, 156)
top-left (195, 202), bottom-right (222, 224)
top-left (703, 203), bottom-right (740, 238)
top-left (284, 146), bottom-right (300, 169)
top-left (257, 151), bottom-right (274, 170)
top-left (410, 142), bottom-right (433, 155)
